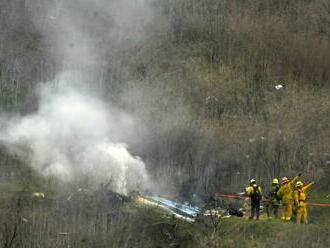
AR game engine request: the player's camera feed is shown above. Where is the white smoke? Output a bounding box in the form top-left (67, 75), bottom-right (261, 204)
top-left (0, 0), bottom-right (155, 194)
top-left (27, 0), bottom-right (154, 70)
top-left (0, 72), bottom-right (148, 194)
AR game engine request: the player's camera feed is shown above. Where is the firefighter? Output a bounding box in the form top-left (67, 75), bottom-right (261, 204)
top-left (294, 181), bottom-right (314, 224)
top-left (266, 178), bottom-right (280, 219)
top-left (245, 179), bottom-right (262, 220)
top-left (277, 174), bottom-right (300, 221)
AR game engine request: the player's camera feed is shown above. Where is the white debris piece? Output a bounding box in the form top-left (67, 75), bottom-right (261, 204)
top-left (275, 84), bottom-right (283, 90)
top-left (67, 194), bottom-right (72, 201)
top-left (33, 192), bottom-right (45, 198)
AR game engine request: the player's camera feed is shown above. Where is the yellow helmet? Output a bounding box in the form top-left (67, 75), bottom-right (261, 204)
top-left (296, 181), bottom-right (303, 187)
top-left (272, 178), bottom-right (279, 184)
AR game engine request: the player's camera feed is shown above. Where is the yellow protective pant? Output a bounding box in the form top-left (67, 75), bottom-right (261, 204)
top-left (296, 206), bottom-right (308, 224)
top-left (281, 203), bottom-right (292, 221)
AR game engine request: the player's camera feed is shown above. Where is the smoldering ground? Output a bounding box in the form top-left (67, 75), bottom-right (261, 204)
top-left (0, 1), bottom-right (156, 194)
top-left (0, 72), bottom-right (149, 194)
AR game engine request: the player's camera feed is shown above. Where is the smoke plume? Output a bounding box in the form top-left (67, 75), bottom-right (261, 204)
top-left (0, 72), bottom-right (148, 194)
top-left (0, 0), bottom-right (155, 194)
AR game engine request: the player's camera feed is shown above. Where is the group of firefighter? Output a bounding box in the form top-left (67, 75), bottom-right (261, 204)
top-left (245, 174), bottom-right (314, 224)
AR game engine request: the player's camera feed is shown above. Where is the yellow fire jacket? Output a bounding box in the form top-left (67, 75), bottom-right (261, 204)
top-left (294, 182), bottom-right (313, 207)
top-left (245, 185), bottom-right (262, 200)
top-left (277, 176), bottom-right (299, 204)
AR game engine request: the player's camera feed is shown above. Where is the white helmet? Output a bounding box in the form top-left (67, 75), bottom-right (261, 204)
top-left (250, 179), bottom-right (256, 184)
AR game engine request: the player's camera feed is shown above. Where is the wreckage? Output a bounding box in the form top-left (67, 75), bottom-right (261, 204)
top-left (136, 193), bottom-right (245, 222)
